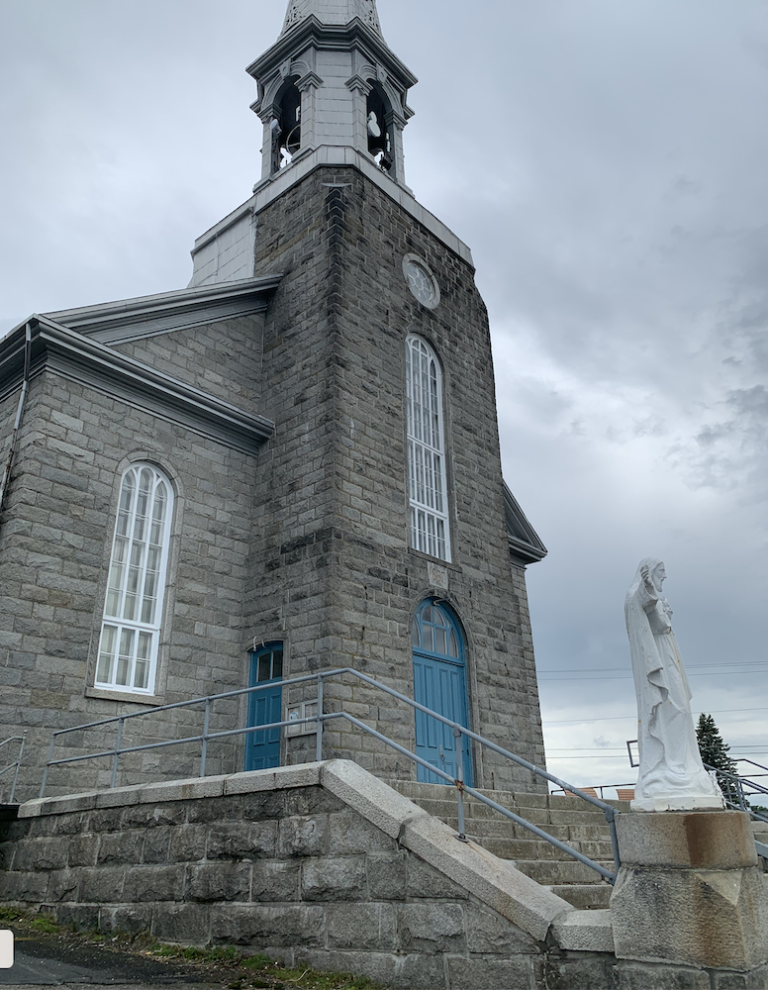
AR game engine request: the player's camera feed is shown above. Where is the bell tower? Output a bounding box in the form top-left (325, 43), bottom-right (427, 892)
top-left (186, 0), bottom-right (548, 791)
top-left (248, 0), bottom-right (415, 189)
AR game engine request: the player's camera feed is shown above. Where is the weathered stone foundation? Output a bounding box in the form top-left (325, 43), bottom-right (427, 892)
top-left (612, 810), bottom-right (768, 979)
top-left (2, 762), bottom-right (768, 989)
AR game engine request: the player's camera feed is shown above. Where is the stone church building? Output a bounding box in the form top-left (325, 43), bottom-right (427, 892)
top-left (0, 0), bottom-right (548, 801)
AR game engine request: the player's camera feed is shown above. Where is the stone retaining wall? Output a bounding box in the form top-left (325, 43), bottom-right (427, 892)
top-left (1, 761), bottom-right (766, 989)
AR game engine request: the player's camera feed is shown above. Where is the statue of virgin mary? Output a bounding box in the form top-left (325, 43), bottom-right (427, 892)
top-left (625, 558), bottom-right (725, 812)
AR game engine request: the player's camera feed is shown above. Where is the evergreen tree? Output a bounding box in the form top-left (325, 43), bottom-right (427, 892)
top-left (696, 713), bottom-right (742, 806)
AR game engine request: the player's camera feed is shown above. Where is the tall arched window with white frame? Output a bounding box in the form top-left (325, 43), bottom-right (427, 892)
top-left (95, 464), bottom-right (174, 695)
top-left (406, 335), bottom-right (450, 561)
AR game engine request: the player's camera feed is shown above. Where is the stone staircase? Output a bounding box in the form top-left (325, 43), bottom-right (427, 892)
top-left (391, 781), bottom-right (628, 910)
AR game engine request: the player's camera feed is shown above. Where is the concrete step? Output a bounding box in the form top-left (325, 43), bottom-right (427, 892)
top-left (389, 780), bottom-right (629, 815)
top-left (433, 816), bottom-right (614, 847)
top-left (403, 797), bottom-right (555, 826)
top-left (549, 883), bottom-right (613, 911)
top-left (478, 838), bottom-right (613, 863)
top-left (390, 781), bottom-right (617, 898)
top-left (514, 858), bottom-right (614, 886)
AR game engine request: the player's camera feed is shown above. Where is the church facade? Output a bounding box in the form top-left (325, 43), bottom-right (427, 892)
top-left (0, 0), bottom-right (548, 800)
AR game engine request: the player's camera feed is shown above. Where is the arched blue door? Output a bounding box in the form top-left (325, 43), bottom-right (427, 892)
top-left (245, 644), bottom-right (283, 771)
top-left (412, 600), bottom-right (473, 786)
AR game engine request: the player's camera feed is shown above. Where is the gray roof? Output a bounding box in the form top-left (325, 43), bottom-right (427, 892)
top-left (503, 482), bottom-right (548, 565)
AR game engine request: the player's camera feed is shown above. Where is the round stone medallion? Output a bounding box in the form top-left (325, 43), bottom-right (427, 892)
top-left (403, 254), bottom-right (440, 310)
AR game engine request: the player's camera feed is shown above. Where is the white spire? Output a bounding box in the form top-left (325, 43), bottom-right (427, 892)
top-left (281, 0), bottom-right (382, 37)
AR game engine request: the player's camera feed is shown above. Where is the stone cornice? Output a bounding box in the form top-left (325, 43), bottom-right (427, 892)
top-left (247, 18), bottom-right (418, 92)
top-left (209, 154), bottom-right (474, 267)
top-left (0, 316), bottom-right (275, 456)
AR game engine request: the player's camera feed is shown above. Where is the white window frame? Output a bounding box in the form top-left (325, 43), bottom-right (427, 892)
top-left (406, 335), bottom-right (451, 562)
top-left (95, 463), bottom-right (174, 696)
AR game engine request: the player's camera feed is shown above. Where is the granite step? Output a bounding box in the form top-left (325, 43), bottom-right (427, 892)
top-left (480, 837), bottom-right (613, 863)
top-left (390, 781), bottom-right (617, 909)
top-left (431, 816), bottom-right (613, 845)
top-left (549, 883), bottom-right (613, 910)
top-left (514, 858), bottom-right (615, 886)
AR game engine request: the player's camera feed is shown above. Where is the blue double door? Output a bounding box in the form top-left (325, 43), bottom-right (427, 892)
top-left (412, 601), bottom-right (473, 787)
top-left (244, 644), bottom-right (283, 771)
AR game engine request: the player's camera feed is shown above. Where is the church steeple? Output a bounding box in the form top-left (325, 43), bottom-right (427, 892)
top-left (247, 0), bottom-right (416, 190)
top-left (281, 0), bottom-right (383, 38)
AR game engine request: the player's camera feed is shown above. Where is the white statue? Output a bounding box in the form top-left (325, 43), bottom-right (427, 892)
top-left (625, 558), bottom-right (725, 812)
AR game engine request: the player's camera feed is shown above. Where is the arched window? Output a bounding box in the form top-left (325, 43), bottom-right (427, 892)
top-left (95, 464), bottom-right (173, 695)
top-left (366, 80), bottom-right (393, 173)
top-left (272, 78), bottom-right (302, 173)
top-left (406, 335), bottom-right (450, 561)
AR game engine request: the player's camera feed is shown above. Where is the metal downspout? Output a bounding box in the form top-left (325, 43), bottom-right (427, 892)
top-left (0, 322), bottom-right (32, 524)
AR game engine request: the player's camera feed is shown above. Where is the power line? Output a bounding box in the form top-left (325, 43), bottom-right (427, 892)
top-left (548, 747), bottom-right (768, 754)
top-left (548, 750), bottom-right (768, 762)
top-left (543, 707), bottom-right (768, 725)
top-left (538, 670), bottom-right (768, 681)
top-left (539, 660), bottom-right (768, 674)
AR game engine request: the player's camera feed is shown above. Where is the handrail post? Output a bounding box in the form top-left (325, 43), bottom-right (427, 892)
top-left (111, 718), bottom-right (124, 789)
top-left (200, 699), bottom-right (211, 778)
top-left (604, 806), bottom-right (621, 874)
top-left (454, 726), bottom-right (467, 842)
top-left (316, 673), bottom-right (324, 763)
top-left (40, 732), bottom-right (57, 799)
top-left (9, 731), bottom-right (26, 804)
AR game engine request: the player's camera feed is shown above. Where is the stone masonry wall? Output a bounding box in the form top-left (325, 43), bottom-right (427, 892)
top-left (0, 765), bottom-right (552, 990)
top-left (112, 314), bottom-right (266, 412)
top-left (246, 166), bottom-right (546, 789)
top-left (0, 368), bottom-right (260, 800)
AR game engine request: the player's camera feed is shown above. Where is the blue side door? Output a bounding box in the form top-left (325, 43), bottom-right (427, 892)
top-left (245, 645), bottom-right (283, 772)
top-left (412, 602), bottom-right (473, 787)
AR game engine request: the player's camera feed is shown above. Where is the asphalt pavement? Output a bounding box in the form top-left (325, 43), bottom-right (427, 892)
top-left (0, 936), bottom-right (224, 988)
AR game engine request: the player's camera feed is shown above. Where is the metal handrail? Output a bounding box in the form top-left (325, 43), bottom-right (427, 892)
top-left (39, 667), bottom-right (620, 883)
top-left (704, 762), bottom-right (768, 825)
top-left (0, 732), bottom-right (26, 804)
top-left (734, 758), bottom-right (768, 779)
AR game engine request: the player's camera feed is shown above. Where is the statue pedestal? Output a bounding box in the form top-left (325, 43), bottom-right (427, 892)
top-left (611, 811), bottom-right (768, 971)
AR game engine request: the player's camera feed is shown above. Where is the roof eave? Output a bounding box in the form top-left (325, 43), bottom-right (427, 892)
top-left (43, 275), bottom-right (283, 337)
top-left (0, 316), bottom-right (275, 456)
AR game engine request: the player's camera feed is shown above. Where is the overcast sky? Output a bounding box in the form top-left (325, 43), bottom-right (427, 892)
top-left (2, 0), bottom-right (767, 794)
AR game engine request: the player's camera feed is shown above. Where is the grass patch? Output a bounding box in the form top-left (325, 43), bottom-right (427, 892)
top-left (29, 916), bottom-right (62, 934)
top-left (0, 908), bottom-right (61, 935)
top-left (0, 907), bottom-right (385, 988)
top-left (151, 943), bottom-right (242, 963)
top-left (149, 944), bottom-right (382, 988)
top-left (241, 953), bottom-right (274, 970)
top-left (278, 966), bottom-right (379, 989)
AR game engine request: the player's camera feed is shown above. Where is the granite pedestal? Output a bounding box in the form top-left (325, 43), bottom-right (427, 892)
top-left (611, 810), bottom-right (768, 972)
